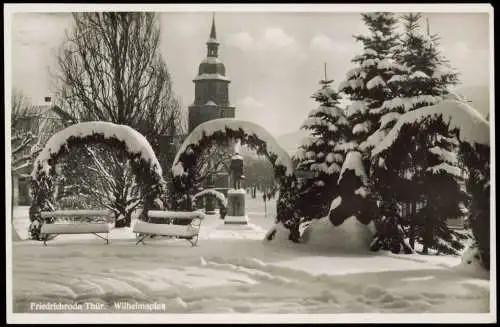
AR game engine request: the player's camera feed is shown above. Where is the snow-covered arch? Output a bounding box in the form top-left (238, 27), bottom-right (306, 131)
top-left (372, 100), bottom-right (489, 156)
top-left (192, 189), bottom-right (228, 217)
top-left (171, 119), bottom-right (294, 195)
top-left (29, 122), bottom-right (165, 230)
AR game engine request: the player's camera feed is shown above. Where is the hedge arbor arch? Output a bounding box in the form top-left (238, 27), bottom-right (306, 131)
top-left (170, 119), bottom-right (295, 210)
top-left (371, 100), bottom-right (490, 268)
top-left (29, 122), bottom-right (165, 239)
top-left (192, 189), bottom-right (228, 218)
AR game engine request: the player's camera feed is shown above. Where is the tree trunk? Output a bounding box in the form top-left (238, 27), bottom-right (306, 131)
top-left (422, 217), bottom-right (431, 255)
top-left (409, 202), bottom-right (416, 248)
top-left (422, 243), bottom-right (428, 255)
top-left (115, 211), bottom-right (132, 228)
top-left (114, 197), bottom-right (132, 228)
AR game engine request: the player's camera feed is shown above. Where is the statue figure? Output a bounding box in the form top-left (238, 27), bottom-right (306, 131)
top-left (230, 139), bottom-right (244, 189)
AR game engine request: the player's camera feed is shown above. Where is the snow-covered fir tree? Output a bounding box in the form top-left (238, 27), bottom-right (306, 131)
top-left (335, 12), bottom-right (407, 243)
top-left (339, 12), bottom-right (406, 156)
top-left (371, 13), bottom-right (466, 255)
top-left (294, 73), bottom-right (350, 219)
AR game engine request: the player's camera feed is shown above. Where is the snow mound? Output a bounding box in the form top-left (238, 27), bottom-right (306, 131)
top-left (265, 217), bottom-right (375, 254)
top-left (372, 100), bottom-right (490, 157)
top-left (301, 217), bottom-right (375, 253)
top-left (455, 246), bottom-right (489, 278)
top-left (32, 121), bottom-right (162, 178)
top-left (172, 119), bottom-right (293, 177)
top-left (12, 225), bottom-right (22, 242)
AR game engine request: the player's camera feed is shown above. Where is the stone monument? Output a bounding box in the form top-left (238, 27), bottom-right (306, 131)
top-left (225, 139), bottom-right (248, 225)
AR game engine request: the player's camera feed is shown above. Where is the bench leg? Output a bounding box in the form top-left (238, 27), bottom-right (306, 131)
top-left (136, 233), bottom-right (147, 245)
top-left (42, 234), bottom-right (55, 246)
top-left (92, 233), bottom-right (109, 245)
top-left (189, 234), bottom-right (199, 247)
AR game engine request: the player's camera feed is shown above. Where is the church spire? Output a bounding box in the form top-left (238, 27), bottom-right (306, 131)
top-left (210, 12), bottom-right (217, 40)
top-left (207, 13), bottom-right (219, 57)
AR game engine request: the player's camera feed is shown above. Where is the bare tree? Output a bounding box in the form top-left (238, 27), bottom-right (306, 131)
top-left (193, 144), bottom-right (232, 189)
top-left (54, 13), bottom-right (184, 146)
top-left (81, 146), bottom-right (141, 227)
top-left (11, 88), bottom-right (63, 240)
top-left (52, 13), bottom-right (185, 225)
top-left (11, 89), bottom-right (62, 178)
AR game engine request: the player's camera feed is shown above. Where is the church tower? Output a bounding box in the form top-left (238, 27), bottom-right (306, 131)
top-left (188, 14), bottom-right (235, 133)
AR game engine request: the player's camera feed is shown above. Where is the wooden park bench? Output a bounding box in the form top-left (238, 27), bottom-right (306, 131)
top-left (40, 209), bottom-right (113, 246)
top-left (133, 210), bottom-right (205, 246)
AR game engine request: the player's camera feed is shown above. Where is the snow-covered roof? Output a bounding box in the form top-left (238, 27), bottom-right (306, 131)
top-left (338, 151), bottom-right (368, 185)
top-left (172, 118), bottom-right (294, 177)
top-left (31, 121), bottom-right (163, 179)
top-left (193, 73), bottom-right (230, 82)
top-left (372, 100), bottom-right (490, 157)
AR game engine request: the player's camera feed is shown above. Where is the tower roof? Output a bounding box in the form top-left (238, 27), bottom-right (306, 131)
top-left (197, 13), bottom-right (227, 79)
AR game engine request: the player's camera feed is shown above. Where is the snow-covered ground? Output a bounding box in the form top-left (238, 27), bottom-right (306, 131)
top-left (9, 194), bottom-right (492, 322)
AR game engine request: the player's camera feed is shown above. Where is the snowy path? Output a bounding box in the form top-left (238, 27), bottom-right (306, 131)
top-left (10, 199), bottom-right (490, 314)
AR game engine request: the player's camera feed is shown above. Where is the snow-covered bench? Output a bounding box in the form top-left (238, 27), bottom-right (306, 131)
top-left (133, 211), bottom-right (205, 246)
top-left (40, 210), bottom-right (113, 246)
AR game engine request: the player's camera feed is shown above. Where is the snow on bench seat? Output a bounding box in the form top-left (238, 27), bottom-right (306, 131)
top-left (147, 210), bottom-right (205, 220)
top-left (133, 221), bottom-right (197, 238)
top-left (41, 223), bottom-right (111, 234)
top-left (39, 209), bottom-right (113, 245)
top-left (133, 211), bottom-right (204, 246)
top-left (40, 209), bottom-right (114, 218)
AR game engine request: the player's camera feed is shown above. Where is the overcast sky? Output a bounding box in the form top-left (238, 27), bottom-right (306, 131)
top-left (9, 10), bottom-right (491, 137)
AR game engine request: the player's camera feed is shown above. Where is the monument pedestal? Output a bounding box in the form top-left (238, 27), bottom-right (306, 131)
top-left (224, 188), bottom-right (248, 225)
